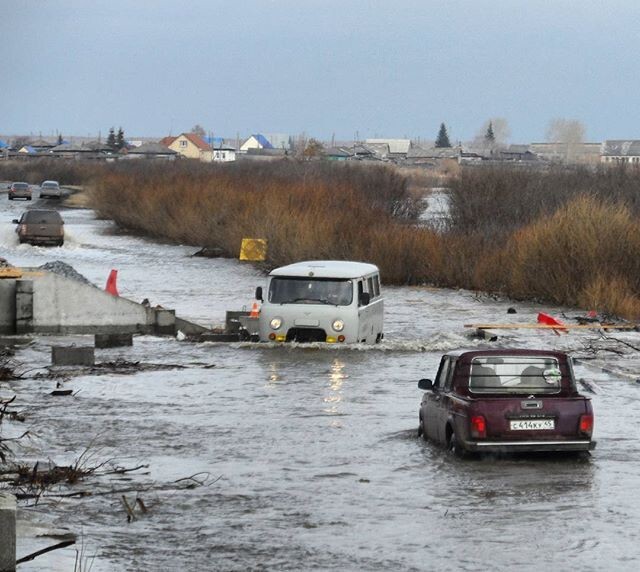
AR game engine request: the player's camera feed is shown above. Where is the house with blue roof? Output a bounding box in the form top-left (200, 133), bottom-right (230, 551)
top-left (240, 134), bottom-right (274, 153)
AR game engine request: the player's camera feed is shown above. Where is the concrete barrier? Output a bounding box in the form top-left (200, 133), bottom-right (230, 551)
top-left (52, 346), bottom-right (95, 366)
top-left (95, 333), bottom-right (133, 348)
top-left (0, 493), bottom-right (16, 571)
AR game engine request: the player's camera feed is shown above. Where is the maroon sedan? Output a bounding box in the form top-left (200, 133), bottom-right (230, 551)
top-left (417, 349), bottom-right (595, 455)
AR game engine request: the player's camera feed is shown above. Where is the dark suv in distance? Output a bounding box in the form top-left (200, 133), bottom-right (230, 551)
top-left (13, 209), bottom-right (65, 246)
top-left (417, 349), bottom-right (595, 456)
top-left (8, 182), bottom-right (32, 200)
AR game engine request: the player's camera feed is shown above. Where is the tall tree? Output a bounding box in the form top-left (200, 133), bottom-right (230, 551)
top-left (435, 123), bottom-right (451, 148)
top-left (485, 122), bottom-right (495, 144)
top-left (106, 127), bottom-right (116, 149)
top-left (475, 118), bottom-right (511, 147)
top-left (116, 127), bottom-right (125, 150)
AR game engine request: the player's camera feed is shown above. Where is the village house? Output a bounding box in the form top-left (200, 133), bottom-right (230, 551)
top-left (121, 142), bottom-right (177, 161)
top-left (365, 138), bottom-right (411, 161)
top-left (600, 140), bottom-right (640, 165)
top-left (212, 141), bottom-right (237, 162)
top-left (530, 142), bottom-right (600, 164)
top-left (160, 133), bottom-right (213, 162)
top-left (240, 134), bottom-right (274, 153)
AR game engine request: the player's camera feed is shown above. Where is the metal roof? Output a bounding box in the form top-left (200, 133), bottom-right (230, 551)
top-left (254, 134), bottom-right (274, 149)
top-left (269, 260), bottom-right (379, 279)
top-left (601, 140), bottom-right (640, 156)
top-left (365, 138), bottom-right (411, 154)
top-left (128, 142), bottom-right (176, 155)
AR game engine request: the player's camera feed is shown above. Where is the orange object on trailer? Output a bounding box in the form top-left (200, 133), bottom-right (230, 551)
top-left (249, 301), bottom-right (260, 318)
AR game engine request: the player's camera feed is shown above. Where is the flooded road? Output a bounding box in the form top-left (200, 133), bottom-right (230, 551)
top-left (2, 198), bottom-right (640, 570)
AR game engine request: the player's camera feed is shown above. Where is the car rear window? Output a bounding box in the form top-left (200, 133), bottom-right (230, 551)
top-left (42, 182), bottom-right (59, 188)
top-left (13, 183), bottom-right (29, 190)
top-left (469, 356), bottom-right (562, 394)
top-left (24, 211), bottom-right (62, 224)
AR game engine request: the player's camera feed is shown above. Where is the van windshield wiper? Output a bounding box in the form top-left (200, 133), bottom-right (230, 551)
top-left (281, 297), bottom-right (332, 304)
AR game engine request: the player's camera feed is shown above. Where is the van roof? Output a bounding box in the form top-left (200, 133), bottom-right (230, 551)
top-left (270, 260), bottom-right (380, 279)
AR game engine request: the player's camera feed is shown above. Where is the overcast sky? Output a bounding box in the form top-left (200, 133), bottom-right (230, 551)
top-left (2, 0), bottom-right (638, 142)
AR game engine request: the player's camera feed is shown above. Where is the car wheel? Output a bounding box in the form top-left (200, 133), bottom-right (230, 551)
top-left (418, 415), bottom-right (425, 438)
top-left (8, 196), bottom-right (12, 200)
top-left (27, 197), bottom-right (31, 201)
top-left (448, 431), bottom-right (467, 458)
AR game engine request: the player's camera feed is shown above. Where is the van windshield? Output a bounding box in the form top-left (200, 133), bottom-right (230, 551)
top-left (269, 277), bottom-right (353, 306)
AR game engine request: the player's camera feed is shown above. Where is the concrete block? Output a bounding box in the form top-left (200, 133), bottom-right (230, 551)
top-left (95, 333), bottom-right (133, 348)
top-left (154, 309), bottom-right (175, 335)
top-left (0, 493), bottom-right (16, 571)
top-left (51, 346), bottom-right (95, 366)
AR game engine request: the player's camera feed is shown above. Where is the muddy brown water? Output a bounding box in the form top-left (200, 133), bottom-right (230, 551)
top-left (2, 204), bottom-right (640, 570)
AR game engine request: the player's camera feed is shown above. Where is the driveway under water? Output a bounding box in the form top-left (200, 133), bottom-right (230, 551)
top-left (1, 200), bottom-right (640, 570)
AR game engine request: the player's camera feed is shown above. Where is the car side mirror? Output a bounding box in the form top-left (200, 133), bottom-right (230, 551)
top-left (418, 378), bottom-right (433, 390)
top-left (255, 286), bottom-right (263, 302)
top-left (12, 219), bottom-right (18, 224)
top-left (360, 292), bottom-right (370, 306)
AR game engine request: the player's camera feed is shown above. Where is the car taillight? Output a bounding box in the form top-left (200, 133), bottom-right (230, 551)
top-left (470, 415), bottom-right (487, 439)
top-left (579, 414), bottom-right (593, 436)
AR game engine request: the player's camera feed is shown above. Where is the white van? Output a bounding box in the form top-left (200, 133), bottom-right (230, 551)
top-left (256, 261), bottom-right (384, 344)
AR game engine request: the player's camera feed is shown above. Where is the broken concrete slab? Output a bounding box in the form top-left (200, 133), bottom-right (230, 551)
top-left (0, 268), bottom-right (210, 337)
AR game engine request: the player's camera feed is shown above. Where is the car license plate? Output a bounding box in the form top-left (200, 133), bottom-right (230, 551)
top-left (510, 419), bottom-right (554, 430)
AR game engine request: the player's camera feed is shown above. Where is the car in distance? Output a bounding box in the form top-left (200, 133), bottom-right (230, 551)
top-left (39, 180), bottom-right (62, 199)
top-left (13, 209), bottom-right (64, 246)
top-left (8, 182), bottom-right (32, 200)
top-left (417, 349), bottom-right (595, 455)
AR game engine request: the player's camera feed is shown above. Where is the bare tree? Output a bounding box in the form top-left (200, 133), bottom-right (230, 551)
top-left (545, 118), bottom-right (586, 144)
top-left (191, 124), bottom-right (206, 138)
top-left (546, 118), bottom-right (586, 163)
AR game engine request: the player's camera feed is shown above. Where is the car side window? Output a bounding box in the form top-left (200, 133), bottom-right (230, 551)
top-left (373, 275), bottom-right (380, 297)
top-left (444, 359), bottom-right (457, 391)
top-left (367, 277), bottom-right (375, 298)
top-left (434, 358), bottom-right (450, 390)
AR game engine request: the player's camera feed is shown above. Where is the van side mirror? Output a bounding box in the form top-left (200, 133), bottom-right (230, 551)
top-left (255, 286), bottom-right (263, 302)
top-left (360, 292), bottom-right (370, 306)
top-left (12, 219), bottom-right (18, 224)
top-left (418, 378), bottom-right (433, 390)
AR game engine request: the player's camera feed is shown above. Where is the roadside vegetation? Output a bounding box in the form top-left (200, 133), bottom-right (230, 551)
top-left (2, 159), bottom-right (640, 318)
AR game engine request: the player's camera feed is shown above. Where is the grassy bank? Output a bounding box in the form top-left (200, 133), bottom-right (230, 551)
top-left (8, 159), bottom-right (640, 319)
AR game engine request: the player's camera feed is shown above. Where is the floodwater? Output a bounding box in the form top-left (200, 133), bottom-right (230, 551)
top-left (2, 194), bottom-right (640, 571)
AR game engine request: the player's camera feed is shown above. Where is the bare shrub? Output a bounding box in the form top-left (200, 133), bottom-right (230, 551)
top-left (501, 196), bottom-right (640, 315)
top-left (0, 159), bottom-right (101, 185)
top-left (89, 161), bottom-right (427, 283)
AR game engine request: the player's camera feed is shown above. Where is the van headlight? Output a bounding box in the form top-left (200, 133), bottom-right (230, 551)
top-left (332, 319), bottom-right (345, 332)
top-left (270, 317), bottom-right (282, 330)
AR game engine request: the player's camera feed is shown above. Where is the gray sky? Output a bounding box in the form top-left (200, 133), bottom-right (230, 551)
top-left (2, 0), bottom-right (638, 142)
